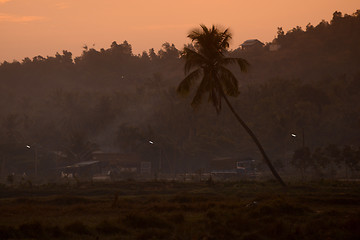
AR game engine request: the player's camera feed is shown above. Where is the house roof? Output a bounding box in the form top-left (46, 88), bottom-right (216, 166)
top-left (240, 39), bottom-right (264, 47)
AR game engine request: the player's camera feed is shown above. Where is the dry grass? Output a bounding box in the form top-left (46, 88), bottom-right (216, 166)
top-left (0, 180), bottom-right (359, 239)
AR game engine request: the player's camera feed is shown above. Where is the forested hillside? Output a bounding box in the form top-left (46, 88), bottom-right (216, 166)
top-left (0, 10), bottom-right (359, 178)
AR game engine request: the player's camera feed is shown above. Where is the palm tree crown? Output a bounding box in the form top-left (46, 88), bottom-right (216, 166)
top-left (177, 25), bottom-right (249, 113)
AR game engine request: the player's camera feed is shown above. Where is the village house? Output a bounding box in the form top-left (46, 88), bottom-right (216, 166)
top-left (240, 39), bottom-right (264, 50)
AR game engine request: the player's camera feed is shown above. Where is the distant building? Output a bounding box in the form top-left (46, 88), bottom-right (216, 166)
top-left (57, 160), bottom-right (101, 179)
top-left (209, 157), bottom-right (257, 178)
top-left (58, 152), bottom-right (152, 180)
top-left (91, 152), bottom-right (143, 173)
top-left (240, 39), bottom-right (264, 50)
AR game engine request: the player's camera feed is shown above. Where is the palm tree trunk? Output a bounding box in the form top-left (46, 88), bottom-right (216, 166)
top-left (221, 92), bottom-right (287, 187)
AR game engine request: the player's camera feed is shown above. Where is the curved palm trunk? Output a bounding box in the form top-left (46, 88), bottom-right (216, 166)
top-left (221, 93), bottom-right (287, 187)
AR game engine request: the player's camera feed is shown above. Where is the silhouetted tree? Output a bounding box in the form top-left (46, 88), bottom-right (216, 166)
top-left (63, 130), bottom-right (98, 164)
top-left (177, 25), bottom-right (286, 186)
top-left (158, 42), bottom-right (180, 59)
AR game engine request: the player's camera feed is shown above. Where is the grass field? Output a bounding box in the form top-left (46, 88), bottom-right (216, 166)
top-left (0, 180), bottom-right (359, 239)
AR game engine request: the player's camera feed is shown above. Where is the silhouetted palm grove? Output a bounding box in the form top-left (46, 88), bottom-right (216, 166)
top-left (0, 11), bottom-right (359, 179)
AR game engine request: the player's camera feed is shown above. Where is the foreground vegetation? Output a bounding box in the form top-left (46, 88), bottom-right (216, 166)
top-left (0, 180), bottom-right (359, 239)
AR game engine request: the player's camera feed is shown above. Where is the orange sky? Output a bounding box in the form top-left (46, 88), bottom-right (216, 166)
top-left (0, 0), bottom-right (358, 62)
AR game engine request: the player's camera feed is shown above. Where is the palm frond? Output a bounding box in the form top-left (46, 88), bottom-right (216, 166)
top-left (220, 28), bottom-right (232, 49)
top-left (236, 58), bottom-right (250, 72)
top-left (223, 57), bottom-right (250, 72)
top-left (188, 24), bottom-right (209, 41)
top-left (177, 68), bottom-right (202, 96)
top-left (190, 73), bottom-right (210, 109)
top-left (208, 88), bottom-right (222, 113)
top-left (188, 29), bottom-right (202, 41)
top-left (205, 69), bottom-right (222, 113)
top-left (183, 48), bottom-right (206, 74)
top-left (219, 66), bottom-right (240, 97)
top-left (201, 24), bottom-right (210, 34)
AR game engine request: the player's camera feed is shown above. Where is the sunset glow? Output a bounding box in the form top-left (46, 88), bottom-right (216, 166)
top-left (0, 0), bottom-right (358, 62)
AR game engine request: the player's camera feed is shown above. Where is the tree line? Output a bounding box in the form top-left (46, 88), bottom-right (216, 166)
top-left (0, 10), bottom-right (359, 179)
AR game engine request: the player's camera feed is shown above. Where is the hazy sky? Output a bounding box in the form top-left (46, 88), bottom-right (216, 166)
top-left (0, 0), bottom-right (358, 62)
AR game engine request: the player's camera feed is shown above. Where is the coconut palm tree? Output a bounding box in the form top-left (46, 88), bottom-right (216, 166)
top-left (177, 25), bottom-right (286, 186)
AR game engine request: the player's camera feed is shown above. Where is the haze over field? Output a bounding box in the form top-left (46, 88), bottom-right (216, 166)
top-left (0, 0), bottom-right (359, 62)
